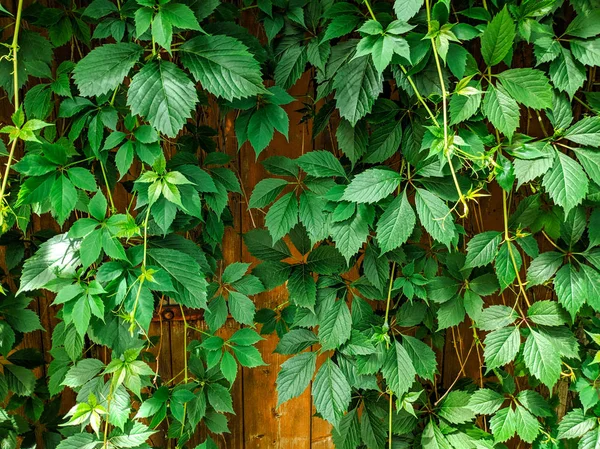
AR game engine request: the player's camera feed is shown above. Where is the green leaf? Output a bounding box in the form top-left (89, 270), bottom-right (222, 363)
top-left (574, 147), bottom-right (600, 185)
top-left (543, 151), bottom-right (588, 214)
top-left (376, 191), bottom-right (415, 253)
top-left (554, 263), bottom-right (586, 319)
top-left (62, 358), bottom-right (104, 388)
top-left (18, 234), bottom-right (81, 294)
top-left (437, 391), bottom-right (475, 424)
top-left (73, 43), bottom-right (143, 97)
top-left (207, 383), bottom-right (234, 414)
top-left (527, 300), bottom-right (568, 326)
top-left (402, 335), bottom-right (437, 381)
top-left (228, 291), bottom-right (255, 325)
top-left (523, 329), bottom-right (561, 388)
top-left (414, 188), bottom-right (457, 248)
top-left (297, 150), bottom-right (346, 178)
top-left (332, 408), bottom-right (360, 449)
top-left (422, 420), bottom-right (450, 449)
top-left (464, 231), bottom-right (502, 268)
top-left (571, 38), bottom-right (600, 66)
top-left (5, 364), bottom-right (36, 396)
top-left (275, 45), bottom-right (307, 89)
top-left (468, 388), bottom-right (505, 415)
top-left (311, 358), bottom-right (352, 426)
top-left (318, 299), bottom-right (351, 350)
top-left (382, 340), bottom-right (416, 397)
top-left (180, 35), bottom-right (266, 101)
top-left (490, 407), bottom-right (517, 442)
top-left (514, 404), bottom-right (541, 443)
top-left (331, 203), bottom-right (374, 262)
top-left (496, 68), bottom-right (553, 109)
top-left (243, 228), bottom-right (291, 261)
top-left (231, 345), bottom-right (265, 367)
top-left (275, 329), bottom-right (318, 355)
top-left (363, 120), bottom-right (403, 164)
top-left (336, 119), bottom-right (368, 166)
top-left (323, 15), bottom-right (360, 42)
top-left (276, 352), bottom-right (317, 405)
top-left (249, 178), bottom-right (288, 208)
top-left (483, 326), bottom-right (520, 369)
top-left (343, 169), bottom-right (401, 204)
top-left (480, 7), bottom-right (515, 67)
top-left (477, 305), bottom-right (518, 331)
top-left (265, 192), bottom-right (298, 242)
top-left (127, 60), bottom-right (198, 137)
top-left (565, 11), bottom-right (600, 38)
top-left (288, 265), bottom-right (317, 309)
top-left (51, 175), bottom-right (77, 226)
top-left (393, 0), bottom-right (423, 22)
top-left (557, 408), bottom-right (597, 439)
top-left (564, 116), bottom-right (600, 147)
top-left (526, 251), bottom-right (563, 286)
top-left (549, 48), bottom-right (586, 99)
top-left (333, 55), bottom-right (383, 126)
top-left (483, 84), bottom-right (520, 140)
top-left (147, 248), bottom-right (208, 309)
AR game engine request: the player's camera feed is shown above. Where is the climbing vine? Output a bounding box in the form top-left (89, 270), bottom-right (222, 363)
top-left (1, 0), bottom-right (600, 448)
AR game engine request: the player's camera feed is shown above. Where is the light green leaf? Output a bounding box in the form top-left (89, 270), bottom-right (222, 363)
top-left (468, 389), bottom-right (505, 415)
top-left (127, 60), bottom-right (198, 137)
top-left (554, 263), bottom-right (586, 319)
top-left (526, 251), bottom-right (563, 286)
top-left (565, 116), bottom-right (600, 147)
top-left (18, 234), bottom-right (81, 294)
top-left (483, 326), bottom-right (520, 370)
top-left (557, 408), bottom-right (597, 439)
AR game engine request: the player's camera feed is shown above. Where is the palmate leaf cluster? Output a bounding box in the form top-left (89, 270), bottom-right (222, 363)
top-left (1, 0), bottom-right (600, 448)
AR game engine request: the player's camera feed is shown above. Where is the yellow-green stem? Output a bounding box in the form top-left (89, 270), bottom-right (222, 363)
top-left (0, 0), bottom-right (25, 228)
top-left (384, 262), bottom-right (397, 329)
top-left (99, 162), bottom-right (116, 213)
top-left (388, 391), bottom-right (393, 449)
top-left (502, 190), bottom-right (531, 308)
top-left (425, 0), bottom-right (468, 217)
top-left (363, 0), bottom-right (377, 21)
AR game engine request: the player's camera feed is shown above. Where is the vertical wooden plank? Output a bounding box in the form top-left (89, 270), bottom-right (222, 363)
top-left (240, 73), bottom-right (313, 449)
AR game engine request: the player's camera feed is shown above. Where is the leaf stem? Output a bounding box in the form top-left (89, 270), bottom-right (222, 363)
top-left (502, 189), bottom-right (531, 308)
top-left (425, 0), bottom-right (468, 218)
top-left (363, 0), bottom-right (377, 21)
top-left (99, 161), bottom-right (116, 213)
top-left (384, 262), bottom-right (397, 330)
top-left (0, 0), bottom-right (25, 229)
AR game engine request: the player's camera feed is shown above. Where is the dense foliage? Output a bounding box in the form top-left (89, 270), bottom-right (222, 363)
top-left (1, 0), bottom-right (600, 447)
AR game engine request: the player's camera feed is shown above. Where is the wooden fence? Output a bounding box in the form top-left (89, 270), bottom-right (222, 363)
top-left (0, 1), bottom-right (562, 448)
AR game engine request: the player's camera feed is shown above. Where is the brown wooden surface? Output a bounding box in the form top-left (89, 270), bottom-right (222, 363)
top-left (0, 1), bottom-right (555, 448)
